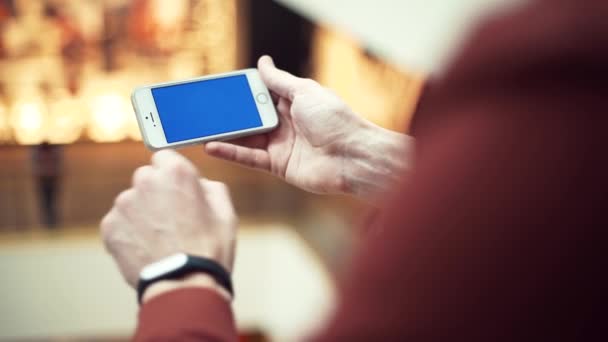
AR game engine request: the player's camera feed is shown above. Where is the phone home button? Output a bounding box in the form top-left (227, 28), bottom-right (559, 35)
top-left (256, 93), bottom-right (268, 104)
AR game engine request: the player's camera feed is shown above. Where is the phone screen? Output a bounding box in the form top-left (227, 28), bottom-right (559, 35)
top-left (151, 75), bottom-right (263, 143)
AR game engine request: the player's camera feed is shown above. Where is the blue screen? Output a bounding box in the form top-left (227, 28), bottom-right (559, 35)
top-left (152, 75), bottom-right (263, 143)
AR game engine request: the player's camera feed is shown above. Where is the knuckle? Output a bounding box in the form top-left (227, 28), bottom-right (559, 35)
top-left (208, 180), bottom-right (229, 193)
top-left (323, 86), bottom-right (337, 96)
top-left (217, 181), bottom-right (229, 190)
top-left (114, 189), bottom-right (134, 212)
top-left (151, 149), bottom-right (174, 164)
top-left (226, 207), bottom-right (238, 224)
top-left (219, 182), bottom-right (231, 194)
top-left (301, 78), bottom-right (319, 89)
top-left (132, 166), bottom-right (154, 188)
top-left (100, 213), bottom-right (117, 243)
top-left (169, 158), bottom-right (197, 177)
top-left (100, 214), bottom-right (112, 234)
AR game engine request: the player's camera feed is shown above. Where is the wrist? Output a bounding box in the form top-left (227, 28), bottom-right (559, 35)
top-left (142, 273), bottom-right (232, 304)
top-left (340, 120), bottom-right (413, 201)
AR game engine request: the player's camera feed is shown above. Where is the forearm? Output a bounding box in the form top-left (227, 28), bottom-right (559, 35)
top-left (341, 122), bottom-right (413, 202)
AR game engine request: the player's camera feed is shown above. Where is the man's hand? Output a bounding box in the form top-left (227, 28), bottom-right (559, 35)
top-left (100, 150), bottom-right (237, 297)
top-left (205, 56), bottom-right (412, 201)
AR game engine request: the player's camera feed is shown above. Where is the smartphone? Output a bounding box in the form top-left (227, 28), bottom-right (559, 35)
top-left (131, 69), bottom-right (279, 150)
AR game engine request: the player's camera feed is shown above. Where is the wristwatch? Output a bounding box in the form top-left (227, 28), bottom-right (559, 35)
top-left (137, 253), bottom-right (233, 304)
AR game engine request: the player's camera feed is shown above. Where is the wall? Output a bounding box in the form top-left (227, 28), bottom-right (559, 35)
top-left (276, 0), bottom-right (525, 73)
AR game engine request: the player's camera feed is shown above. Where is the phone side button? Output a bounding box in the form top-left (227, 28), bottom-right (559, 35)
top-left (256, 93), bottom-right (268, 104)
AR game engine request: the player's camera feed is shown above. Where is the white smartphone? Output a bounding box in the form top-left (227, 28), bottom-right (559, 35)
top-left (131, 68), bottom-right (279, 150)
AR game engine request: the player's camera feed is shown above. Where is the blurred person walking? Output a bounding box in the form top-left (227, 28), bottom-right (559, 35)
top-left (31, 142), bottom-right (63, 229)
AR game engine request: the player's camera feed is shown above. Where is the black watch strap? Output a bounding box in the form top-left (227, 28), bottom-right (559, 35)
top-left (137, 255), bottom-right (233, 304)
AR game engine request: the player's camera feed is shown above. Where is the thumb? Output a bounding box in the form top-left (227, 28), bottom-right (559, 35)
top-left (258, 55), bottom-right (301, 101)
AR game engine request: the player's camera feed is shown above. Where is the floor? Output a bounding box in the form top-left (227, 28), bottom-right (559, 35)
top-left (0, 224), bottom-right (335, 341)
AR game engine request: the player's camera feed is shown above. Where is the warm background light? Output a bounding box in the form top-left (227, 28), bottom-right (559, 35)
top-left (10, 99), bottom-right (47, 145)
top-left (88, 94), bottom-right (130, 143)
top-left (152, 0), bottom-right (188, 29)
top-left (0, 102), bottom-right (11, 142)
top-left (47, 93), bottom-right (87, 144)
top-left (190, 0), bottom-right (238, 73)
top-left (0, 0), bottom-right (239, 146)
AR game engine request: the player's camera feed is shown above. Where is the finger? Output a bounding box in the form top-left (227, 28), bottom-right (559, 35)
top-left (276, 97), bottom-right (291, 118)
top-left (199, 179), bottom-right (236, 216)
top-left (151, 149), bottom-right (183, 169)
top-left (132, 165), bottom-right (156, 189)
top-left (114, 188), bottom-right (137, 216)
top-left (151, 150), bottom-right (198, 177)
top-left (258, 55), bottom-right (301, 101)
top-left (202, 180), bottom-right (237, 232)
top-left (100, 210), bottom-right (118, 242)
top-left (223, 134), bottom-right (268, 149)
top-left (269, 90), bottom-right (280, 105)
top-left (100, 210), bottom-right (120, 252)
top-left (205, 137), bottom-right (258, 155)
top-left (204, 142), bottom-right (271, 171)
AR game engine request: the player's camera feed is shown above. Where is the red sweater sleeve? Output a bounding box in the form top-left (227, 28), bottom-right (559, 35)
top-left (134, 288), bottom-right (237, 341)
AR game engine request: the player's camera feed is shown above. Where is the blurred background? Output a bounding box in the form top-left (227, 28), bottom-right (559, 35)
top-left (0, 0), bottom-right (507, 340)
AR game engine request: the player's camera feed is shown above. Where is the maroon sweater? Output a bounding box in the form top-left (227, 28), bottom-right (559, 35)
top-left (134, 0), bottom-right (607, 340)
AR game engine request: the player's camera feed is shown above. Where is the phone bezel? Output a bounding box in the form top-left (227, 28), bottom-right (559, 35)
top-left (131, 68), bottom-right (279, 150)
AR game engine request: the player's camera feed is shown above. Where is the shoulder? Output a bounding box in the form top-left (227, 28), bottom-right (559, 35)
top-left (443, 0), bottom-right (608, 89)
